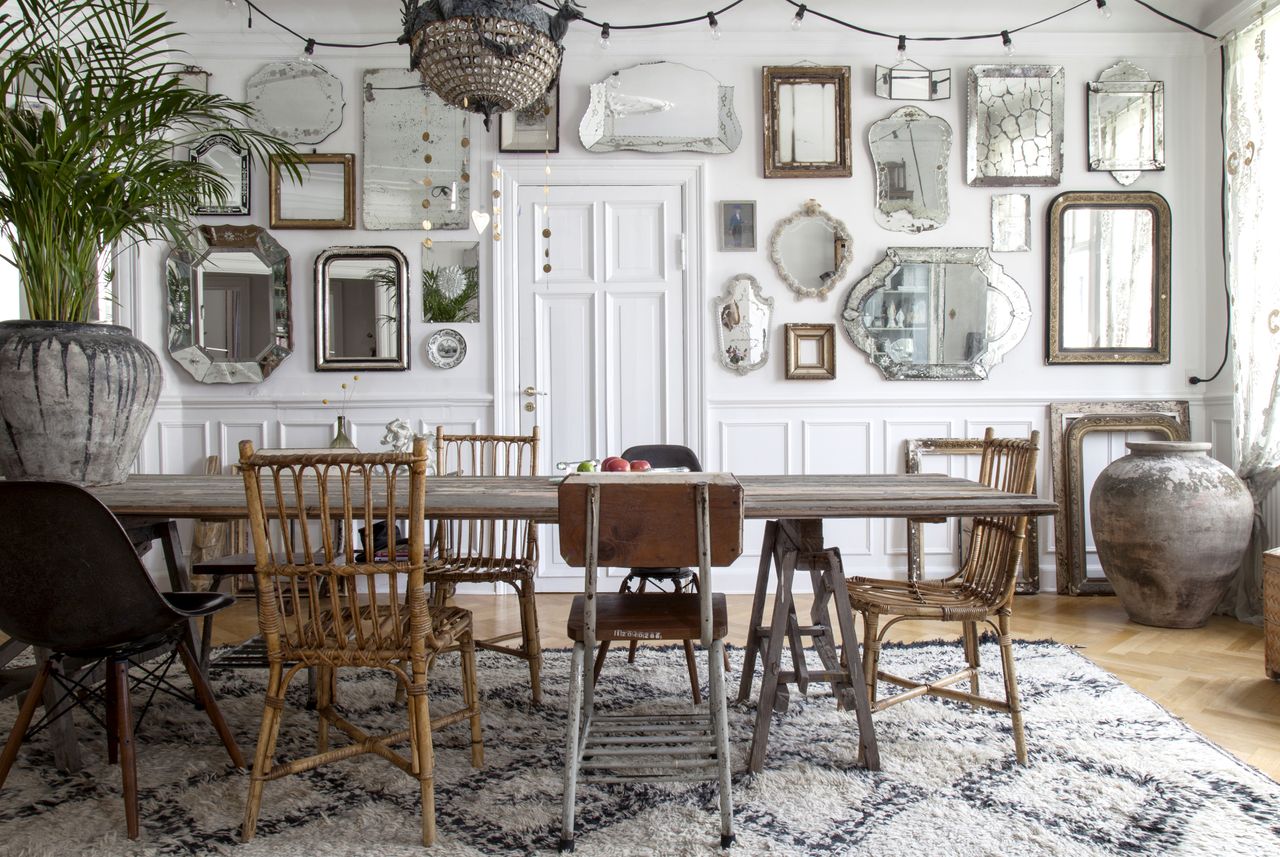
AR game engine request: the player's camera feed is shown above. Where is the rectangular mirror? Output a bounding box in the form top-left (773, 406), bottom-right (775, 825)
top-left (270, 153), bottom-right (354, 229)
top-left (580, 61), bottom-right (741, 154)
top-left (1088, 61), bottom-right (1164, 184)
top-left (191, 134), bottom-right (249, 215)
top-left (991, 193), bottom-right (1030, 252)
top-left (1047, 191), bottom-right (1170, 364)
top-left (315, 246), bottom-right (409, 371)
top-left (422, 241), bottom-right (479, 323)
top-left (966, 65), bottom-right (1064, 187)
top-left (762, 66), bottom-right (851, 178)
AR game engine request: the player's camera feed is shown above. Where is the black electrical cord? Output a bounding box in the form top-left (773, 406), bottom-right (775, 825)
top-left (781, 0), bottom-right (1095, 42)
top-left (536, 0), bottom-right (748, 31)
top-left (1191, 43), bottom-right (1233, 386)
top-left (241, 1), bottom-right (399, 49)
top-left (1132, 0), bottom-right (1219, 39)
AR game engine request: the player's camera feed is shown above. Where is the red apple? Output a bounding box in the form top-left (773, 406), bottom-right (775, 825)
top-left (600, 456), bottom-right (622, 470)
top-left (602, 457), bottom-right (631, 472)
top-left (629, 459), bottom-right (652, 472)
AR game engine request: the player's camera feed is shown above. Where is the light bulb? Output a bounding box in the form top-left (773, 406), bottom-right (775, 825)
top-left (897, 35), bottom-right (907, 63)
top-left (599, 23), bottom-right (611, 50)
top-left (1001, 31), bottom-right (1015, 57)
top-left (299, 39), bottom-right (315, 63)
top-left (791, 4), bottom-right (806, 30)
top-left (708, 12), bottom-right (721, 41)
top-left (1096, 0), bottom-right (1112, 19)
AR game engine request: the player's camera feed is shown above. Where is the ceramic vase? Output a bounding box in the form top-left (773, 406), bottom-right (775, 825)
top-left (330, 415), bottom-right (356, 449)
top-left (1089, 441), bottom-right (1252, 628)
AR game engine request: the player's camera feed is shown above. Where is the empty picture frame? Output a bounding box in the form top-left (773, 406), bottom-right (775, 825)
top-left (270, 153), bottom-right (354, 229)
top-left (718, 200), bottom-right (757, 252)
top-left (784, 324), bottom-right (836, 380)
top-left (499, 84), bottom-right (559, 153)
top-left (762, 65), bottom-right (852, 178)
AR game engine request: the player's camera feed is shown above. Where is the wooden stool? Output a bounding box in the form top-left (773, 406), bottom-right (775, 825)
top-left (1265, 549), bottom-right (1280, 681)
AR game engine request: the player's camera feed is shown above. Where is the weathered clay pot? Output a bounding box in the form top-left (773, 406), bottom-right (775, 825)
top-left (0, 320), bottom-right (162, 486)
top-left (1090, 441), bottom-right (1252, 628)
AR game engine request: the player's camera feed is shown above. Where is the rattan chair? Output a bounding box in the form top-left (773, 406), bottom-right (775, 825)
top-left (846, 428), bottom-right (1040, 764)
top-left (431, 426), bottom-right (543, 703)
top-left (238, 438), bottom-right (483, 847)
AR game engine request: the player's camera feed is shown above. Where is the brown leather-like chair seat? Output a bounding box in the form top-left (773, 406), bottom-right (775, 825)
top-left (568, 592), bottom-right (728, 643)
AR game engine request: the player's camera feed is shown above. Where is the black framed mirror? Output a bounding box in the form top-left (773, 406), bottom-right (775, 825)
top-left (314, 246), bottom-right (410, 371)
top-left (191, 134), bottom-right (249, 215)
top-left (1047, 191), bottom-right (1170, 364)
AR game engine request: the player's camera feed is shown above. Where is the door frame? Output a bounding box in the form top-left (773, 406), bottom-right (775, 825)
top-left (490, 158), bottom-right (707, 457)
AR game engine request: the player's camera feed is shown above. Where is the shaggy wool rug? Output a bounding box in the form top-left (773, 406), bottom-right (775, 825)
top-left (1, 641), bottom-right (1278, 857)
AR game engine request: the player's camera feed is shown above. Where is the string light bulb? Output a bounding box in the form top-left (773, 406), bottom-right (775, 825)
top-left (707, 11), bottom-right (721, 40)
top-left (298, 38), bottom-right (315, 62)
top-left (897, 34), bottom-right (907, 62)
top-left (1001, 30), bottom-right (1015, 56)
top-left (1096, 0), bottom-right (1112, 19)
top-left (791, 4), bottom-right (806, 30)
top-left (599, 22), bottom-right (611, 50)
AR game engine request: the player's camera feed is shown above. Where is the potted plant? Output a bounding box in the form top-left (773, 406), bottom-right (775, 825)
top-left (0, 0), bottom-right (298, 484)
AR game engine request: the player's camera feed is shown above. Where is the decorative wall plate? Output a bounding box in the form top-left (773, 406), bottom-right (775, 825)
top-left (426, 328), bottom-right (467, 369)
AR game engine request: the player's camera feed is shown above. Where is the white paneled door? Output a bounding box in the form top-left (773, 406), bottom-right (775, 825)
top-left (516, 183), bottom-right (687, 587)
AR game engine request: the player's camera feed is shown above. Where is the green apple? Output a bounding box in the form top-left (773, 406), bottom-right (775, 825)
top-left (576, 460), bottom-right (597, 472)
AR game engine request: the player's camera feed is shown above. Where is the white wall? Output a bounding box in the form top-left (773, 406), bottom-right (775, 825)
top-left (144, 4), bottom-right (1225, 590)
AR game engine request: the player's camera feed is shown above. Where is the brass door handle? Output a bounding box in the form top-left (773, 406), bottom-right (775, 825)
top-left (522, 386), bottom-right (548, 397)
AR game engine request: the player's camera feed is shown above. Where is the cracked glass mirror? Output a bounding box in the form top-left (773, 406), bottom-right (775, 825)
top-left (869, 106), bottom-right (950, 232)
top-left (967, 65), bottom-right (1064, 187)
top-left (715, 274), bottom-right (773, 374)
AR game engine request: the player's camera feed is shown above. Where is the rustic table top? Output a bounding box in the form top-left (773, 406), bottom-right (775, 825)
top-left (88, 473), bottom-right (1057, 523)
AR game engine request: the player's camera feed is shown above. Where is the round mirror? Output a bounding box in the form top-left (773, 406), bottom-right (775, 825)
top-left (769, 200), bottom-right (853, 299)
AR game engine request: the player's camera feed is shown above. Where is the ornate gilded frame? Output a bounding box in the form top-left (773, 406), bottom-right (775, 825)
top-left (905, 437), bottom-right (1040, 594)
top-left (784, 324), bottom-right (836, 380)
top-left (1047, 400), bottom-right (1190, 595)
top-left (1047, 190), bottom-right (1171, 364)
top-left (269, 153), bottom-right (355, 229)
top-left (769, 199), bottom-right (853, 300)
top-left (762, 65), bottom-right (852, 178)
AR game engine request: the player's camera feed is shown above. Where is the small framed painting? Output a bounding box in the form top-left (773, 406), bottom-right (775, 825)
top-left (718, 200), bottom-right (757, 252)
top-left (499, 85), bottom-right (559, 153)
top-left (785, 323), bottom-right (836, 380)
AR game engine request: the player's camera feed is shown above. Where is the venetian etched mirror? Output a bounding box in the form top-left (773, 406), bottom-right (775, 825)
top-left (967, 65), bottom-right (1064, 186)
top-left (245, 61), bottom-right (344, 144)
top-left (191, 134), bottom-right (249, 215)
top-left (579, 61), bottom-right (741, 153)
top-left (762, 65), bottom-right (851, 178)
top-left (841, 247), bottom-right (1031, 380)
top-left (991, 193), bottom-right (1031, 252)
top-left (869, 106), bottom-right (950, 232)
top-left (769, 200), bottom-right (853, 300)
top-left (422, 241), bottom-right (479, 323)
top-left (715, 274), bottom-right (773, 374)
top-left (363, 69), bottom-right (470, 231)
top-left (315, 246), bottom-right (409, 371)
top-left (166, 225), bottom-right (292, 384)
top-left (1047, 191), bottom-right (1171, 364)
top-left (1088, 61), bottom-right (1165, 186)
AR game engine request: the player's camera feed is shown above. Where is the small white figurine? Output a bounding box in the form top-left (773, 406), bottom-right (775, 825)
top-left (381, 419), bottom-right (434, 474)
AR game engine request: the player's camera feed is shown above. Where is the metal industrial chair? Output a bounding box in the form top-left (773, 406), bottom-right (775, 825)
top-left (559, 473), bottom-right (742, 851)
top-left (431, 426), bottom-right (543, 702)
top-left (592, 444), bottom-right (727, 703)
top-left (846, 428), bottom-right (1041, 763)
top-left (238, 438), bottom-right (483, 847)
top-left (0, 481), bottom-right (244, 840)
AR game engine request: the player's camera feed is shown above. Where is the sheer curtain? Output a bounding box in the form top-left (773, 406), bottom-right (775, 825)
top-left (1222, 10), bottom-right (1280, 623)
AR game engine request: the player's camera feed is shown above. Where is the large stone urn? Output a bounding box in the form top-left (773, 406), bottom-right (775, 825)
top-left (1089, 441), bottom-right (1252, 628)
top-left (0, 320), bottom-right (162, 486)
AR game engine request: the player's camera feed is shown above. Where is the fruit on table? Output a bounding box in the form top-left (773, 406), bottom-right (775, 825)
top-left (576, 460), bottom-right (596, 472)
top-left (629, 459), bottom-right (652, 472)
top-left (601, 456), bottom-right (631, 472)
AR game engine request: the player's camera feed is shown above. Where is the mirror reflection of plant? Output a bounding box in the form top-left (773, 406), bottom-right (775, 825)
top-left (422, 263), bottom-right (479, 323)
top-left (367, 264), bottom-right (404, 329)
top-left (0, 0), bottom-right (303, 322)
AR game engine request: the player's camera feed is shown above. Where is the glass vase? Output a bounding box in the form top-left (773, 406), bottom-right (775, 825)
top-left (330, 415), bottom-right (356, 449)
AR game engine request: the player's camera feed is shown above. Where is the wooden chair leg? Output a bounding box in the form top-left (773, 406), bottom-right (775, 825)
top-left (683, 639), bottom-right (703, 706)
top-left (626, 577), bottom-right (648, 664)
top-left (560, 642), bottom-right (586, 851)
top-left (242, 662), bottom-right (287, 843)
top-left (517, 577), bottom-right (543, 705)
top-left (708, 639), bottom-right (734, 847)
top-left (460, 632), bottom-right (484, 768)
top-left (105, 658), bottom-right (120, 765)
top-left (409, 682), bottom-right (437, 846)
top-left (0, 660), bottom-right (51, 789)
top-left (177, 639), bottom-right (245, 769)
top-left (592, 641), bottom-right (611, 682)
top-left (109, 658), bottom-right (140, 840)
top-left (199, 574), bottom-right (229, 672)
top-left (962, 621), bottom-right (981, 702)
top-left (862, 611), bottom-right (881, 705)
top-left (997, 611), bottom-right (1028, 765)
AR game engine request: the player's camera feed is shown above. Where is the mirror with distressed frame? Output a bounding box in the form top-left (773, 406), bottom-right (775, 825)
top-left (579, 61), bottom-right (741, 154)
top-left (1088, 61), bottom-right (1165, 186)
top-left (270, 153), bottom-right (354, 229)
top-left (715, 274), bottom-right (773, 374)
top-left (769, 199), bottom-right (853, 300)
top-left (422, 241), bottom-right (480, 323)
top-left (363, 69), bottom-right (471, 231)
top-left (191, 134), bottom-right (249, 215)
top-left (1047, 190), bottom-right (1170, 364)
top-left (869, 106), bottom-right (950, 232)
top-left (315, 246), bottom-right (409, 371)
top-left (967, 65), bottom-right (1064, 187)
top-left (841, 246), bottom-right (1030, 380)
top-left (762, 65), bottom-right (851, 178)
top-left (166, 225), bottom-right (292, 384)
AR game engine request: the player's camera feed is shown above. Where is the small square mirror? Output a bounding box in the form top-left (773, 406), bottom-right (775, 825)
top-left (270, 153), bottom-right (354, 229)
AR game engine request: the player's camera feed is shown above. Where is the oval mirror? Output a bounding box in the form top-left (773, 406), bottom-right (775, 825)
top-left (246, 60), bottom-right (344, 145)
top-left (715, 274), bottom-right (773, 374)
top-left (769, 200), bottom-right (853, 300)
top-left (315, 246), bottom-right (409, 371)
top-left (166, 225), bottom-right (292, 384)
top-left (840, 247), bottom-right (1030, 380)
top-left (869, 106), bottom-right (950, 232)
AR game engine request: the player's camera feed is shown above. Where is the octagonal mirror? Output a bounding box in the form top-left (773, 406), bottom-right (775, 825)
top-left (166, 225), bottom-right (292, 384)
top-left (841, 247), bottom-right (1030, 380)
top-left (769, 199), bottom-right (853, 300)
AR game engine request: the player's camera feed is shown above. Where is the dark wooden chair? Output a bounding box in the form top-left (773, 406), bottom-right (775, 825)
top-left (558, 473), bottom-right (742, 851)
top-left (0, 481), bottom-right (244, 840)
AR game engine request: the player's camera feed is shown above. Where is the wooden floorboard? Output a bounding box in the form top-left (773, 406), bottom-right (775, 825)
top-left (197, 592), bottom-right (1280, 781)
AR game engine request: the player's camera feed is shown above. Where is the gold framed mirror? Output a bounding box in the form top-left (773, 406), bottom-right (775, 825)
top-left (269, 153), bottom-right (355, 229)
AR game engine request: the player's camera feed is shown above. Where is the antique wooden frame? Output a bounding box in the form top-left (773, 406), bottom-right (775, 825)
top-left (1046, 190), bottom-right (1171, 364)
top-left (1048, 400), bottom-right (1190, 595)
top-left (905, 437), bottom-right (1040, 594)
top-left (784, 324), bottom-right (836, 380)
top-left (269, 153), bottom-right (355, 229)
top-left (762, 65), bottom-right (852, 178)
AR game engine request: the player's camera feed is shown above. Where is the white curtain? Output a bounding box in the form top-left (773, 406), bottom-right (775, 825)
top-left (1222, 11), bottom-right (1280, 624)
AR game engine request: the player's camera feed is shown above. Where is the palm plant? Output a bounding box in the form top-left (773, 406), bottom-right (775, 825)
top-left (0, 0), bottom-right (300, 322)
top-left (422, 263), bottom-right (479, 323)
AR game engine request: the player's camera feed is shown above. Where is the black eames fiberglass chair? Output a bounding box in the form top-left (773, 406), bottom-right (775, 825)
top-left (592, 445), bottom-right (729, 702)
top-left (0, 481), bottom-right (244, 840)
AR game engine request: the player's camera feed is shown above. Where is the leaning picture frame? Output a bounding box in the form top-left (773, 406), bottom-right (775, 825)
top-left (718, 200), bottom-right (757, 252)
top-left (499, 85), bottom-right (560, 153)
